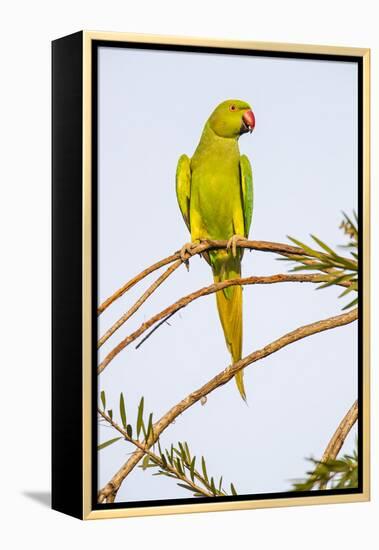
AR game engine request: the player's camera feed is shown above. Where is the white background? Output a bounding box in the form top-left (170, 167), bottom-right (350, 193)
top-left (1, 1), bottom-right (377, 549)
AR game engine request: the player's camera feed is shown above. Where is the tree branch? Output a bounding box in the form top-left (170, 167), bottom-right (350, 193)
top-left (97, 307), bottom-right (357, 503)
top-left (97, 253), bottom-right (180, 315)
top-left (97, 239), bottom-right (306, 315)
top-left (97, 408), bottom-right (213, 498)
top-left (321, 400), bottom-right (358, 464)
top-left (98, 260), bottom-right (182, 348)
top-left (98, 272), bottom-right (338, 374)
top-left (317, 400), bottom-right (358, 490)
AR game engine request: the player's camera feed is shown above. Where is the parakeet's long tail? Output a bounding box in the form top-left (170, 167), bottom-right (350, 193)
top-left (211, 250), bottom-right (246, 401)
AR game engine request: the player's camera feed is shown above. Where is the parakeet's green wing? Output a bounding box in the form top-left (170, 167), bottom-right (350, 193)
top-left (239, 154), bottom-right (253, 238)
top-left (176, 154), bottom-right (191, 231)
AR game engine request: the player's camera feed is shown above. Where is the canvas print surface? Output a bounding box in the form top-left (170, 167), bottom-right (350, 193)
top-left (96, 45), bottom-right (359, 506)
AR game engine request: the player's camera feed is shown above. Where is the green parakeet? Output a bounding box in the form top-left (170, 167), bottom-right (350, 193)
top-left (176, 99), bottom-right (255, 401)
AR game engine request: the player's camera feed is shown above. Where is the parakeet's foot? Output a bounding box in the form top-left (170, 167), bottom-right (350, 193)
top-left (180, 240), bottom-right (201, 263)
top-left (226, 234), bottom-right (248, 258)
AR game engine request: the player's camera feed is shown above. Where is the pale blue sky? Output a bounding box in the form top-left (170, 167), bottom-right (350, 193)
top-left (97, 45), bottom-right (358, 503)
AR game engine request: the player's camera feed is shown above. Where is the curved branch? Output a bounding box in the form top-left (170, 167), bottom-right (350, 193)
top-left (98, 272), bottom-right (335, 374)
top-left (97, 252), bottom-right (180, 315)
top-left (98, 260), bottom-right (182, 348)
top-left (318, 400), bottom-right (358, 490)
top-left (321, 400), bottom-right (358, 463)
top-left (97, 239), bottom-right (305, 315)
top-left (97, 307), bottom-right (357, 503)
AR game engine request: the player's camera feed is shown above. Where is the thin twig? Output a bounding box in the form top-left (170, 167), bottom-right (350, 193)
top-left (97, 252), bottom-right (180, 315)
top-left (135, 311), bottom-right (177, 350)
top-left (98, 272), bottom-right (349, 374)
top-left (98, 260), bottom-right (182, 348)
top-left (97, 408), bottom-right (213, 499)
top-left (97, 239), bottom-right (306, 315)
top-left (97, 308), bottom-right (357, 503)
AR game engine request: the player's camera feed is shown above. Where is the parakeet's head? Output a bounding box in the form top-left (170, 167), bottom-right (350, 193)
top-left (207, 99), bottom-right (255, 139)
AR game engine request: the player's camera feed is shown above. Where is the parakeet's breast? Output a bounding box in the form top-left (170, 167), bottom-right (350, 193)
top-left (190, 137), bottom-right (242, 240)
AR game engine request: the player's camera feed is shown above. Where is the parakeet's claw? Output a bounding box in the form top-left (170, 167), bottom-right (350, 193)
top-left (226, 234), bottom-right (247, 258)
top-left (180, 241), bottom-right (200, 264)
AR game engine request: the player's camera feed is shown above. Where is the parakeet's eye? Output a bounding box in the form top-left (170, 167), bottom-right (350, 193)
top-left (229, 104), bottom-right (237, 111)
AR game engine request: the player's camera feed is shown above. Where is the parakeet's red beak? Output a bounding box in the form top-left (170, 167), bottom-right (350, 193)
top-left (242, 109), bottom-right (255, 133)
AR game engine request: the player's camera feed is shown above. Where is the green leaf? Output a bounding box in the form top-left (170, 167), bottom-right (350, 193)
top-left (201, 456), bottom-right (208, 483)
top-left (327, 459), bottom-right (350, 472)
top-left (157, 439), bottom-right (163, 457)
top-left (339, 285), bottom-right (356, 298)
top-left (293, 480), bottom-right (315, 492)
top-left (210, 477), bottom-right (216, 495)
top-left (230, 483), bottom-right (237, 496)
top-left (178, 442), bottom-right (187, 462)
top-left (141, 419), bottom-right (147, 440)
top-left (334, 273), bottom-right (355, 285)
top-left (342, 297), bottom-right (358, 310)
top-left (165, 449), bottom-right (173, 465)
top-left (190, 457), bottom-right (196, 482)
top-left (310, 234), bottom-right (338, 257)
top-left (97, 436), bottom-right (122, 451)
top-left (184, 441), bottom-right (191, 462)
top-left (177, 483), bottom-right (198, 494)
top-left (146, 412), bottom-right (153, 441)
top-left (287, 236), bottom-right (323, 259)
top-left (141, 455), bottom-right (150, 470)
top-left (335, 257), bottom-right (357, 271)
top-left (315, 278), bottom-right (337, 290)
top-left (126, 424), bottom-right (133, 438)
top-left (158, 471), bottom-right (177, 479)
top-left (317, 273), bottom-right (353, 290)
top-left (107, 409), bottom-right (113, 420)
top-left (218, 476), bottom-right (223, 492)
top-left (137, 397), bottom-right (144, 439)
top-left (176, 458), bottom-right (184, 476)
top-left (100, 390), bottom-right (106, 410)
top-left (287, 236), bottom-right (308, 250)
top-left (291, 262), bottom-right (333, 272)
top-left (119, 392), bottom-right (127, 428)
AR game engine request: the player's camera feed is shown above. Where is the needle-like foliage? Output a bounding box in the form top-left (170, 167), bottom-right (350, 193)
top-left (292, 444), bottom-right (358, 491)
top-left (280, 212), bottom-right (358, 310)
top-left (98, 391), bottom-right (237, 497)
top-left (139, 439), bottom-right (237, 497)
